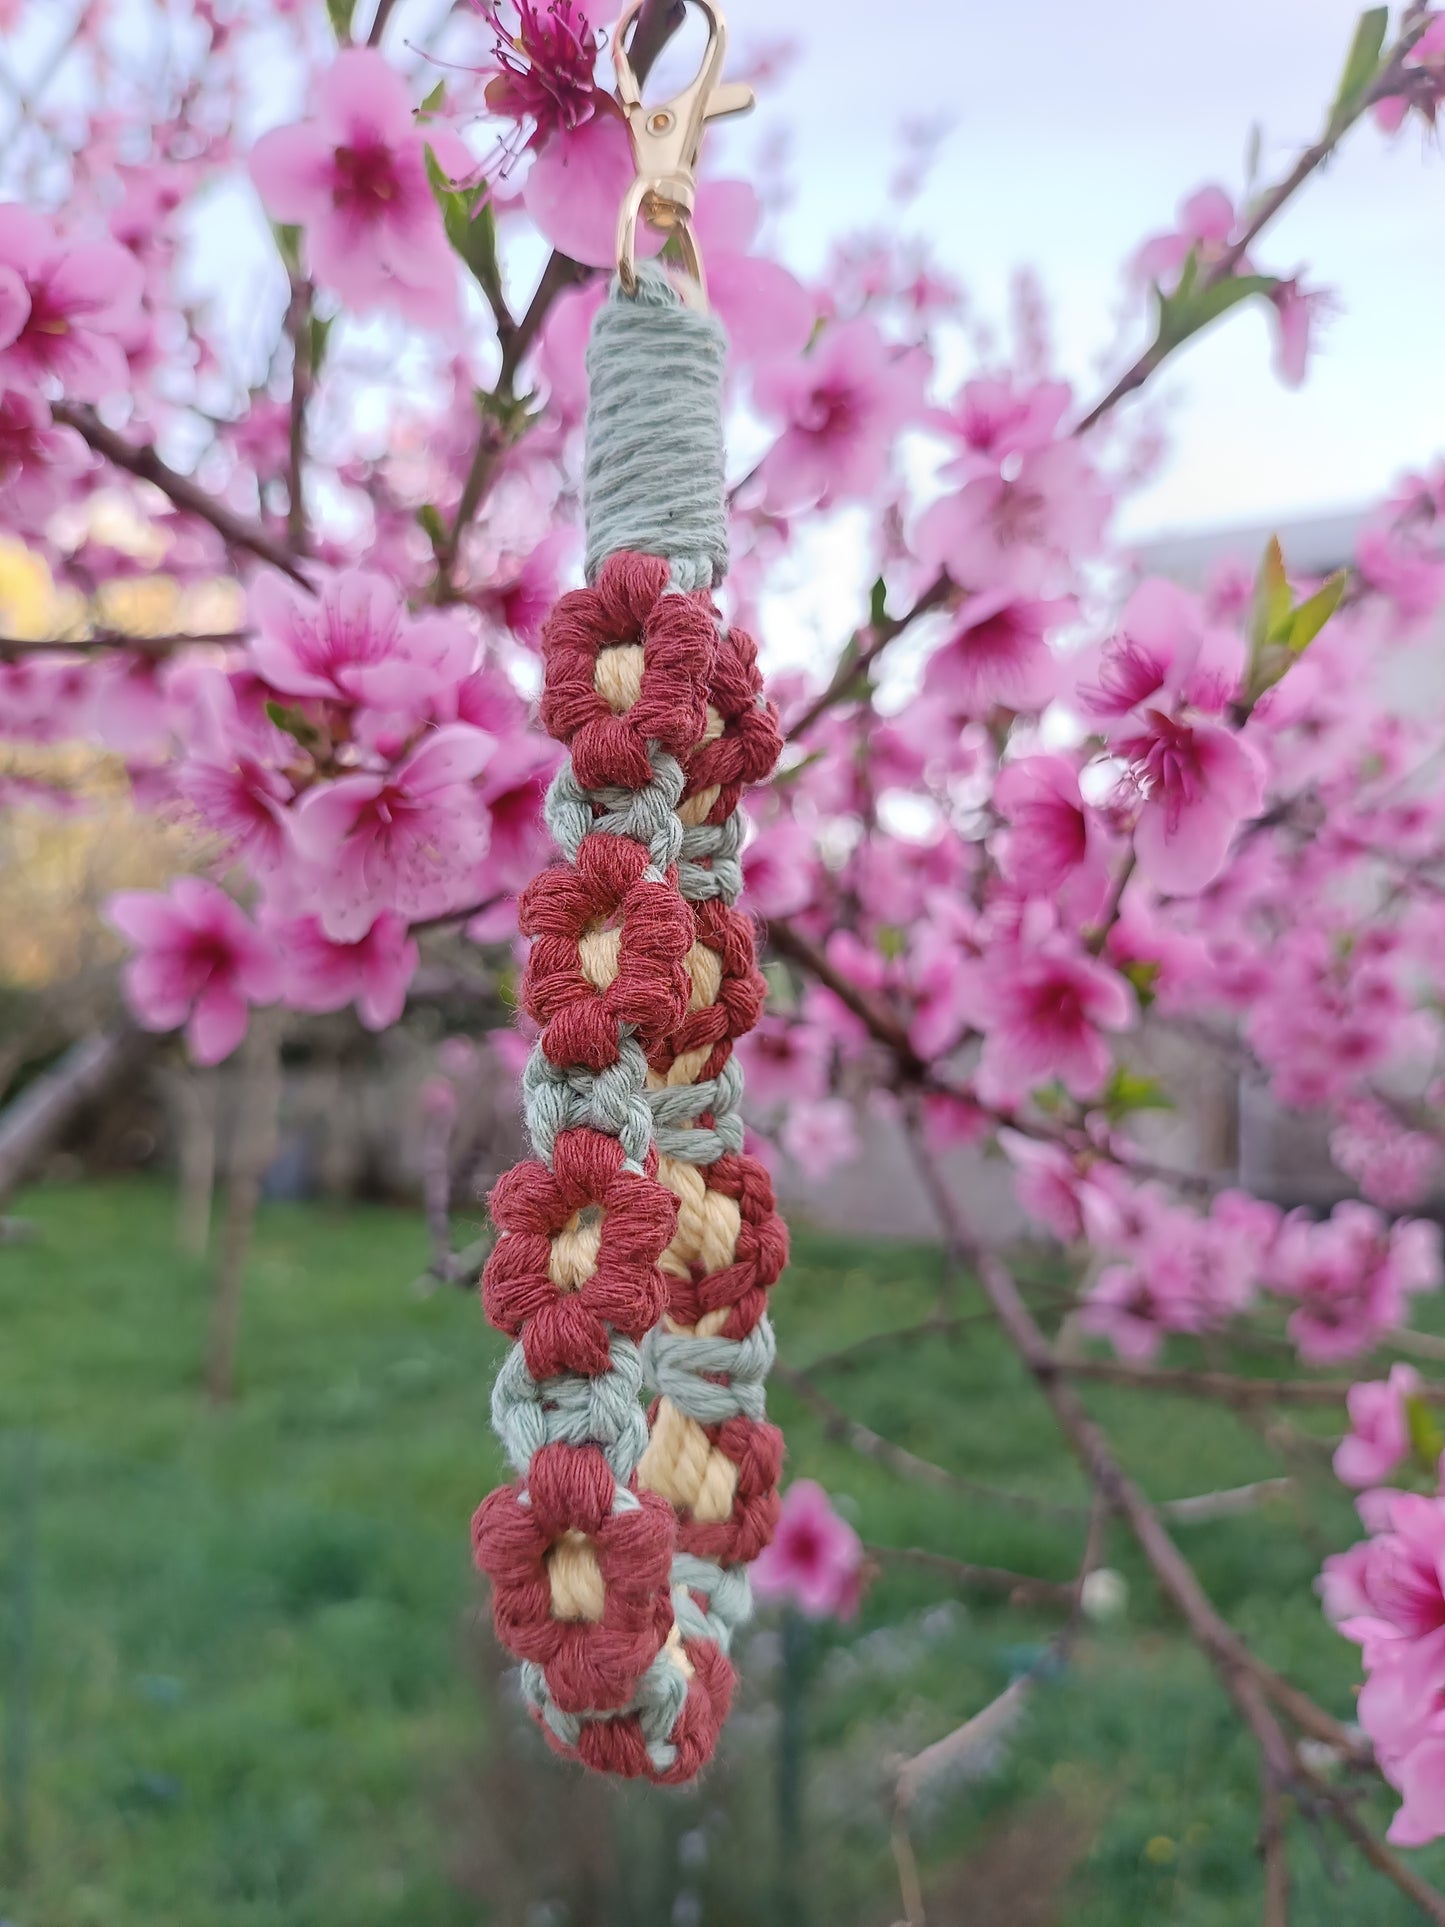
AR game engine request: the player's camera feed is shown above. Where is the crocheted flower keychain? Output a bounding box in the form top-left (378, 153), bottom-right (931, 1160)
top-left (472, 0), bottom-right (789, 1781)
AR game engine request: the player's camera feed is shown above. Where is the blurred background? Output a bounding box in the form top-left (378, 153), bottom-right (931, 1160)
top-left (4, 2), bottom-right (1445, 1924)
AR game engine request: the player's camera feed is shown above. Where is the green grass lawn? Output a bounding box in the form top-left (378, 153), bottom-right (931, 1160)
top-left (0, 1178), bottom-right (1440, 1926)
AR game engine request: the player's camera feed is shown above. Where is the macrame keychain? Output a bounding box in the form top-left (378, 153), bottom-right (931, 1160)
top-left (472, 0), bottom-right (789, 1781)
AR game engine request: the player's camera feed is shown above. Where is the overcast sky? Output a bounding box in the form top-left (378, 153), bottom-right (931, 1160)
top-left (8, 0), bottom-right (1442, 544)
top-left (692, 0), bottom-right (1445, 540)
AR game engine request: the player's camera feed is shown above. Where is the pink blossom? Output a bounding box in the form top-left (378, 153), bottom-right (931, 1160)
top-left (528, 172), bottom-right (813, 380)
top-left (472, 527), bottom-right (574, 647)
top-left (1326, 1487), bottom-right (1445, 1842)
top-left (1248, 930), bottom-right (1413, 1110)
top-left (291, 723), bottom-right (493, 940)
top-left (1331, 1101), bottom-right (1438, 1209)
top-left (906, 901), bottom-right (985, 1060)
top-left (0, 389), bottom-right (89, 525)
top-left (1335, 1365), bottom-right (1423, 1490)
top-left (1373, 16), bottom-right (1445, 133)
top-left (174, 669), bottom-right (295, 875)
top-left (736, 1016), bottom-right (830, 1112)
top-left (271, 911), bottom-right (418, 1029)
top-left (1269, 278), bottom-right (1333, 388)
top-left (923, 593), bottom-right (1072, 716)
top-left (1085, 579), bottom-right (1263, 892)
top-left (476, 733), bottom-right (557, 894)
top-left (751, 1479), bottom-right (864, 1620)
top-left (107, 878), bottom-right (280, 1066)
top-left (780, 1095), bottom-right (860, 1181)
top-left (1385, 1729), bottom-right (1445, 1847)
top-left (914, 440), bottom-right (1109, 595)
top-left (753, 318), bottom-right (927, 512)
top-left (0, 205), bottom-right (143, 401)
top-left (976, 935), bottom-right (1135, 1100)
top-left (248, 569), bottom-right (475, 717)
top-left (1117, 707), bottom-right (1266, 894)
top-left (1079, 1199), bottom-right (1270, 1358)
top-left (1131, 184), bottom-right (1236, 289)
top-left (994, 753), bottom-right (1109, 917)
top-left (470, 0), bottom-right (603, 162)
top-left (742, 816), bottom-right (817, 919)
top-left (1083, 579), bottom-right (1245, 723)
top-left (928, 374), bottom-right (1072, 481)
top-left (1269, 1203), bottom-right (1443, 1365)
top-left (249, 49), bottom-right (463, 329)
top-left (1000, 1131), bottom-right (1094, 1242)
top-left (919, 1089), bottom-right (988, 1149)
top-left (1078, 1258), bottom-right (1176, 1361)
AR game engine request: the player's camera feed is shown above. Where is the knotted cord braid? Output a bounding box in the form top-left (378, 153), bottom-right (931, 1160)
top-left (472, 263), bottom-right (781, 1781)
top-left (636, 620), bottom-right (788, 1665)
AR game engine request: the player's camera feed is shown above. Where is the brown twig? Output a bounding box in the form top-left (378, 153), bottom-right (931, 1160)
top-left (901, 1117), bottom-right (1445, 1915)
top-left (1072, 15), bottom-right (1435, 435)
top-left (1295, 1761), bottom-right (1445, 1924)
top-left (1261, 1764), bottom-right (1292, 1927)
top-left (54, 403), bottom-right (312, 589)
top-left (767, 918), bottom-right (924, 1073)
top-left (0, 630), bottom-right (248, 658)
top-left (1058, 1358), bottom-right (1445, 1408)
top-left (891, 1498), bottom-right (1108, 1811)
top-left (365, 0), bottom-right (400, 46)
top-left (865, 1541), bottom-right (1076, 1612)
top-left (786, 571), bottom-right (956, 742)
top-left (285, 275), bottom-right (313, 550)
top-left (774, 1360), bottom-right (986, 1502)
top-left (623, 0), bottom-right (687, 82)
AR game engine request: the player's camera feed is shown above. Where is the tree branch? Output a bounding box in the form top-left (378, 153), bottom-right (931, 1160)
top-left (0, 630), bottom-right (248, 659)
top-left (866, 1540), bottom-right (1077, 1612)
top-left (285, 275), bottom-right (313, 551)
top-left (54, 404), bottom-right (312, 589)
top-left (365, 0), bottom-right (400, 46)
top-left (1072, 14), bottom-right (1435, 435)
top-left (899, 1116), bottom-right (1445, 1916)
top-left (785, 570), bottom-right (956, 742)
top-left (1058, 1358), bottom-right (1445, 1408)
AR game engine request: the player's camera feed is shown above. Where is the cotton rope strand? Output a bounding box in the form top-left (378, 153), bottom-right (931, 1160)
top-left (473, 262), bottom-right (786, 1781)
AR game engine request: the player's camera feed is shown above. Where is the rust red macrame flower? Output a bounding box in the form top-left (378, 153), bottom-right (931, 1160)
top-left (483, 1127), bottom-right (676, 1378)
top-left (472, 1442), bottom-right (675, 1713)
top-left (647, 898), bottom-right (767, 1082)
top-left (541, 552), bottom-right (717, 789)
top-left (520, 832), bottom-right (694, 1069)
top-left (681, 623), bottom-right (783, 823)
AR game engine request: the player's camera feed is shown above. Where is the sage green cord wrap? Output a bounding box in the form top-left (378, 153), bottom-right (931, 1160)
top-left (583, 263), bottom-right (729, 591)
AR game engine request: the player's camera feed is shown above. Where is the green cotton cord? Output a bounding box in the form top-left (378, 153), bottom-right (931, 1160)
top-left (583, 263), bottom-right (730, 589)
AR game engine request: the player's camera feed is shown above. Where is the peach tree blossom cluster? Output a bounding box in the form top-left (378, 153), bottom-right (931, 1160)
top-left (9, 0), bottom-right (1445, 1867)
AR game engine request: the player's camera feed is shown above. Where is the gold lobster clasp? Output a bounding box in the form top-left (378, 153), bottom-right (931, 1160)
top-left (611, 0), bottom-right (754, 301)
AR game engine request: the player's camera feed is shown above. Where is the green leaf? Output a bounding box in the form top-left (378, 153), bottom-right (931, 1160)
top-left (265, 700), bottom-right (322, 750)
top-left (771, 749), bottom-right (825, 790)
top-left (1120, 958), bottom-right (1161, 1008)
top-left (325, 0), bottom-right (354, 39)
top-left (1158, 270), bottom-right (1278, 351)
top-left (271, 223), bottom-right (302, 275)
top-left (424, 146), bottom-right (504, 309)
top-left (1249, 536), bottom-right (1292, 653)
top-left (416, 503), bottom-right (446, 552)
top-left (1406, 1392), bottom-right (1444, 1473)
top-left (307, 311), bottom-right (333, 377)
top-left (1329, 7), bottom-right (1390, 133)
top-left (875, 924), bottom-right (905, 961)
top-left (419, 80), bottom-right (447, 117)
top-left (1102, 1067), bottom-right (1174, 1121)
top-left (868, 576), bottom-right (889, 629)
top-left (1288, 569), bottom-right (1348, 654)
